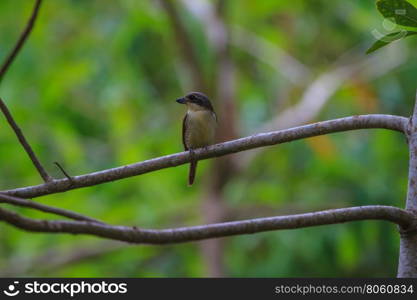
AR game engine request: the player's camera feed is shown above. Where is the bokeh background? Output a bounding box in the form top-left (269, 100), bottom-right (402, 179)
top-left (0, 0), bottom-right (416, 277)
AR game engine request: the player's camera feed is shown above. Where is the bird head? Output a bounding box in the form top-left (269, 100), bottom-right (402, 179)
top-left (176, 92), bottom-right (214, 112)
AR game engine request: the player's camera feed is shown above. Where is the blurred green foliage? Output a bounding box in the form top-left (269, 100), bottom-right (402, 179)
top-left (367, 0), bottom-right (417, 53)
top-left (0, 0), bottom-right (416, 277)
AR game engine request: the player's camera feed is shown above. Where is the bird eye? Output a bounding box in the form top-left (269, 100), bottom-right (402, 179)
top-left (189, 95), bottom-right (195, 100)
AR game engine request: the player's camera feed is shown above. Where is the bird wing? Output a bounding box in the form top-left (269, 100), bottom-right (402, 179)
top-left (182, 113), bottom-right (189, 150)
top-left (212, 111), bottom-right (218, 124)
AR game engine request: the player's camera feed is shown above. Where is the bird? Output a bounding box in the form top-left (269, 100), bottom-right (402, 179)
top-left (176, 92), bottom-right (217, 185)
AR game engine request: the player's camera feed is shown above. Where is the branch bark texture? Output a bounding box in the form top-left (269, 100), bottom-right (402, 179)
top-left (397, 93), bottom-right (417, 277)
top-left (0, 205), bottom-right (414, 244)
top-left (3, 114), bottom-right (407, 199)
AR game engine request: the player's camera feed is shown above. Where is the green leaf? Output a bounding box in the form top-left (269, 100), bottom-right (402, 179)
top-left (366, 30), bottom-right (417, 53)
top-left (377, 0), bottom-right (417, 27)
top-left (408, 0), bottom-right (417, 7)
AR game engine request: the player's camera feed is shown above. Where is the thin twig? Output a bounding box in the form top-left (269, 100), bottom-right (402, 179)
top-left (54, 162), bottom-right (73, 182)
top-left (0, 98), bottom-right (53, 182)
top-left (0, 205), bottom-right (414, 244)
top-left (0, 193), bottom-right (104, 224)
top-left (0, 0), bottom-right (42, 82)
top-left (2, 114), bottom-right (408, 199)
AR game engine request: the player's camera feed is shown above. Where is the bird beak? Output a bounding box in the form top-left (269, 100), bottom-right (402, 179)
top-left (176, 97), bottom-right (186, 104)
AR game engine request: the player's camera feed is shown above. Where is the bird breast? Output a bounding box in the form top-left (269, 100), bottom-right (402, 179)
top-left (185, 110), bottom-right (217, 149)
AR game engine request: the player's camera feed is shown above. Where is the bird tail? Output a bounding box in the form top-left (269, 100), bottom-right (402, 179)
top-left (188, 159), bottom-right (197, 186)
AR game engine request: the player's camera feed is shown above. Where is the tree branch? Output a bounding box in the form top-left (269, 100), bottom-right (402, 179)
top-left (0, 98), bottom-right (53, 182)
top-left (0, 1), bottom-right (50, 183)
top-left (0, 205), bottom-right (414, 244)
top-left (2, 114), bottom-right (407, 199)
top-left (397, 91), bottom-right (417, 277)
top-left (0, 0), bottom-right (42, 81)
top-left (0, 193), bottom-right (104, 224)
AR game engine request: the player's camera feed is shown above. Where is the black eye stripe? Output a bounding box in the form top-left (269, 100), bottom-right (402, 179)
top-left (184, 93), bottom-right (214, 111)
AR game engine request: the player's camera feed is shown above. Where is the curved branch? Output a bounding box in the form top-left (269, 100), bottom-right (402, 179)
top-left (0, 205), bottom-right (415, 244)
top-left (0, 193), bottom-right (104, 224)
top-left (0, 0), bottom-right (42, 81)
top-left (3, 114), bottom-right (407, 199)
